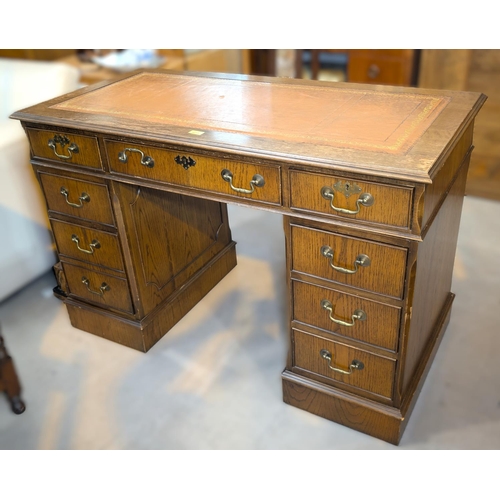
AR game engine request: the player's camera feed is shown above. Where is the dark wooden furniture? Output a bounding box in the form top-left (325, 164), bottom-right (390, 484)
top-left (295, 49), bottom-right (418, 86)
top-left (0, 333), bottom-right (26, 414)
top-left (11, 71), bottom-right (485, 444)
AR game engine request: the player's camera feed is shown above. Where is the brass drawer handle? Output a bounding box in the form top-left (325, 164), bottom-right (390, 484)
top-left (321, 186), bottom-right (374, 215)
top-left (320, 349), bottom-right (364, 375)
top-left (47, 134), bottom-right (79, 160)
top-left (118, 148), bottom-right (155, 168)
top-left (321, 299), bottom-right (367, 327)
top-left (71, 234), bottom-right (101, 254)
top-left (60, 187), bottom-right (90, 208)
top-left (81, 277), bottom-right (110, 297)
top-left (320, 245), bottom-right (371, 274)
top-left (221, 169), bottom-right (265, 194)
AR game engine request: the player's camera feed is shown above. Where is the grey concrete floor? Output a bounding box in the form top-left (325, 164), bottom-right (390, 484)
top-left (0, 196), bottom-right (499, 450)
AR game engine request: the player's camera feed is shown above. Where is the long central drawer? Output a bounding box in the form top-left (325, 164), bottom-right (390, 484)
top-left (105, 140), bottom-right (281, 205)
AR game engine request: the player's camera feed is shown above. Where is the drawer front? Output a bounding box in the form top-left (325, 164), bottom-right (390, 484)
top-left (291, 225), bottom-right (407, 299)
top-left (51, 220), bottom-right (124, 271)
top-left (105, 140), bottom-right (281, 205)
top-left (39, 171), bottom-right (115, 225)
top-left (293, 329), bottom-right (395, 399)
top-left (292, 281), bottom-right (401, 351)
top-left (348, 55), bottom-right (412, 86)
top-left (27, 128), bottom-right (102, 170)
top-left (289, 170), bottom-right (412, 228)
top-left (62, 263), bottom-right (134, 314)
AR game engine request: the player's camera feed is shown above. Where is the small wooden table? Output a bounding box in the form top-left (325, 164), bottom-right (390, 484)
top-left (11, 70), bottom-right (485, 444)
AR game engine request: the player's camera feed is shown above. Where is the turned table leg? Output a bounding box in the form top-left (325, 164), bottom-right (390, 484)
top-left (0, 334), bottom-right (26, 415)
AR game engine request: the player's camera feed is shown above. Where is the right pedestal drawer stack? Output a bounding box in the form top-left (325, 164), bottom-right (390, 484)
top-left (282, 122), bottom-right (475, 444)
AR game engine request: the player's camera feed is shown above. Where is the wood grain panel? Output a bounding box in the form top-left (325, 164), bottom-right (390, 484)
top-left (402, 160), bottom-right (469, 393)
top-left (64, 242), bottom-right (237, 352)
top-left (50, 219), bottom-right (124, 271)
top-left (292, 280), bottom-right (401, 351)
top-left (292, 329), bottom-right (395, 399)
top-left (26, 128), bottom-right (102, 169)
top-left (113, 182), bottom-right (233, 315)
top-left (291, 224), bottom-right (407, 299)
top-left (62, 262), bottom-right (134, 314)
top-left (289, 170), bottom-right (413, 228)
top-left (421, 124), bottom-right (473, 231)
top-left (282, 373), bottom-right (403, 444)
top-left (105, 140), bottom-right (281, 205)
top-left (39, 171), bottom-right (114, 225)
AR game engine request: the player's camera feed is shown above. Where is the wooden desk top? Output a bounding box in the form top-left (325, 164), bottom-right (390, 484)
top-left (12, 70), bottom-right (486, 183)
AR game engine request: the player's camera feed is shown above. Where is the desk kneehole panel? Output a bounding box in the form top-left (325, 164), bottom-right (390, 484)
top-left (62, 262), bottom-right (134, 314)
top-left (50, 219), bottom-right (125, 272)
top-left (292, 329), bottom-right (395, 399)
top-left (292, 280), bottom-right (401, 352)
top-left (291, 224), bottom-right (407, 299)
top-left (39, 171), bottom-right (115, 226)
top-left (105, 140), bottom-right (281, 205)
top-left (26, 128), bottom-right (102, 170)
top-left (289, 170), bottom-right (413, 229)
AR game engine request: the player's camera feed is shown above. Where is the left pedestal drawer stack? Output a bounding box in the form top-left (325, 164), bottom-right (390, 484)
top-left (37, 166), bottom-right (133, 316)
top-left (28, 126), bottom-right (238, 352)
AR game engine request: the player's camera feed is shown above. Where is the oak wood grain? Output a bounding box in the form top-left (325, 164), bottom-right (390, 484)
top-left (282, 372), bottom-right (403, 444)
top-left (50, 219), bottom-right (124, 271)
top-left (401, 159), bottom-right (469, 393)
top-left (292, 329), bottom-right (396, 399)
top-left (292, 280), bottom-right (401, 351)
top-left (112, 182), bottom-right (233, 316)
top-left (38, 170), bottom-right (115, 226)
top-left (289, 169), bottom-right (413, 229)
top-left (26, 127), bottom-right (102, 170)
top-left (105, 139), bottom-right (281, 205)
top-left (65, 242), bottom-right (237, 352)
top-left (62, 262), bottom-right (134, 314)
top-left (290, 224), bottom-right (408, 299)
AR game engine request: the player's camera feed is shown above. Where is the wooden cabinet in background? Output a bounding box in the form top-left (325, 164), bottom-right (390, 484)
top-left (347, 49), bottom-right (418, 86)
top-left (419, 49), bottom-right (500, 200)
top-left (294, 49), bottom-right (419, 86)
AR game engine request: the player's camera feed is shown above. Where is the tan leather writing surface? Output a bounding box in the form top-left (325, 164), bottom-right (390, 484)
top-left (53, 73), bottom-right (449, 155)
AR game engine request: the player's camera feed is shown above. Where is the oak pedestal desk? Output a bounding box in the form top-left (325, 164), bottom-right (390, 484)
top-left (12, 71), bottom-right (486, 445)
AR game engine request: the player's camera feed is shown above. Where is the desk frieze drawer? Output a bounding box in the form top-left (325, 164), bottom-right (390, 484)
top-left (291, 224), bottom-right (407, 299)
top-left (62, 262), bottom-right (134, 314)
top-left (292, 329), bottom-right (395, 399)
top-left (39, 171), bottom-right (115, 226)
top-left (105, 140), bottom-right (281, 205)
top-left (292, 280), bottom-right (401, 351)
top-left (26, 128), bottom-right (102, 170)
top-left (50, 219), bottom-right (124, 271)
top-left (289, 170), bottom-right (413, 229)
